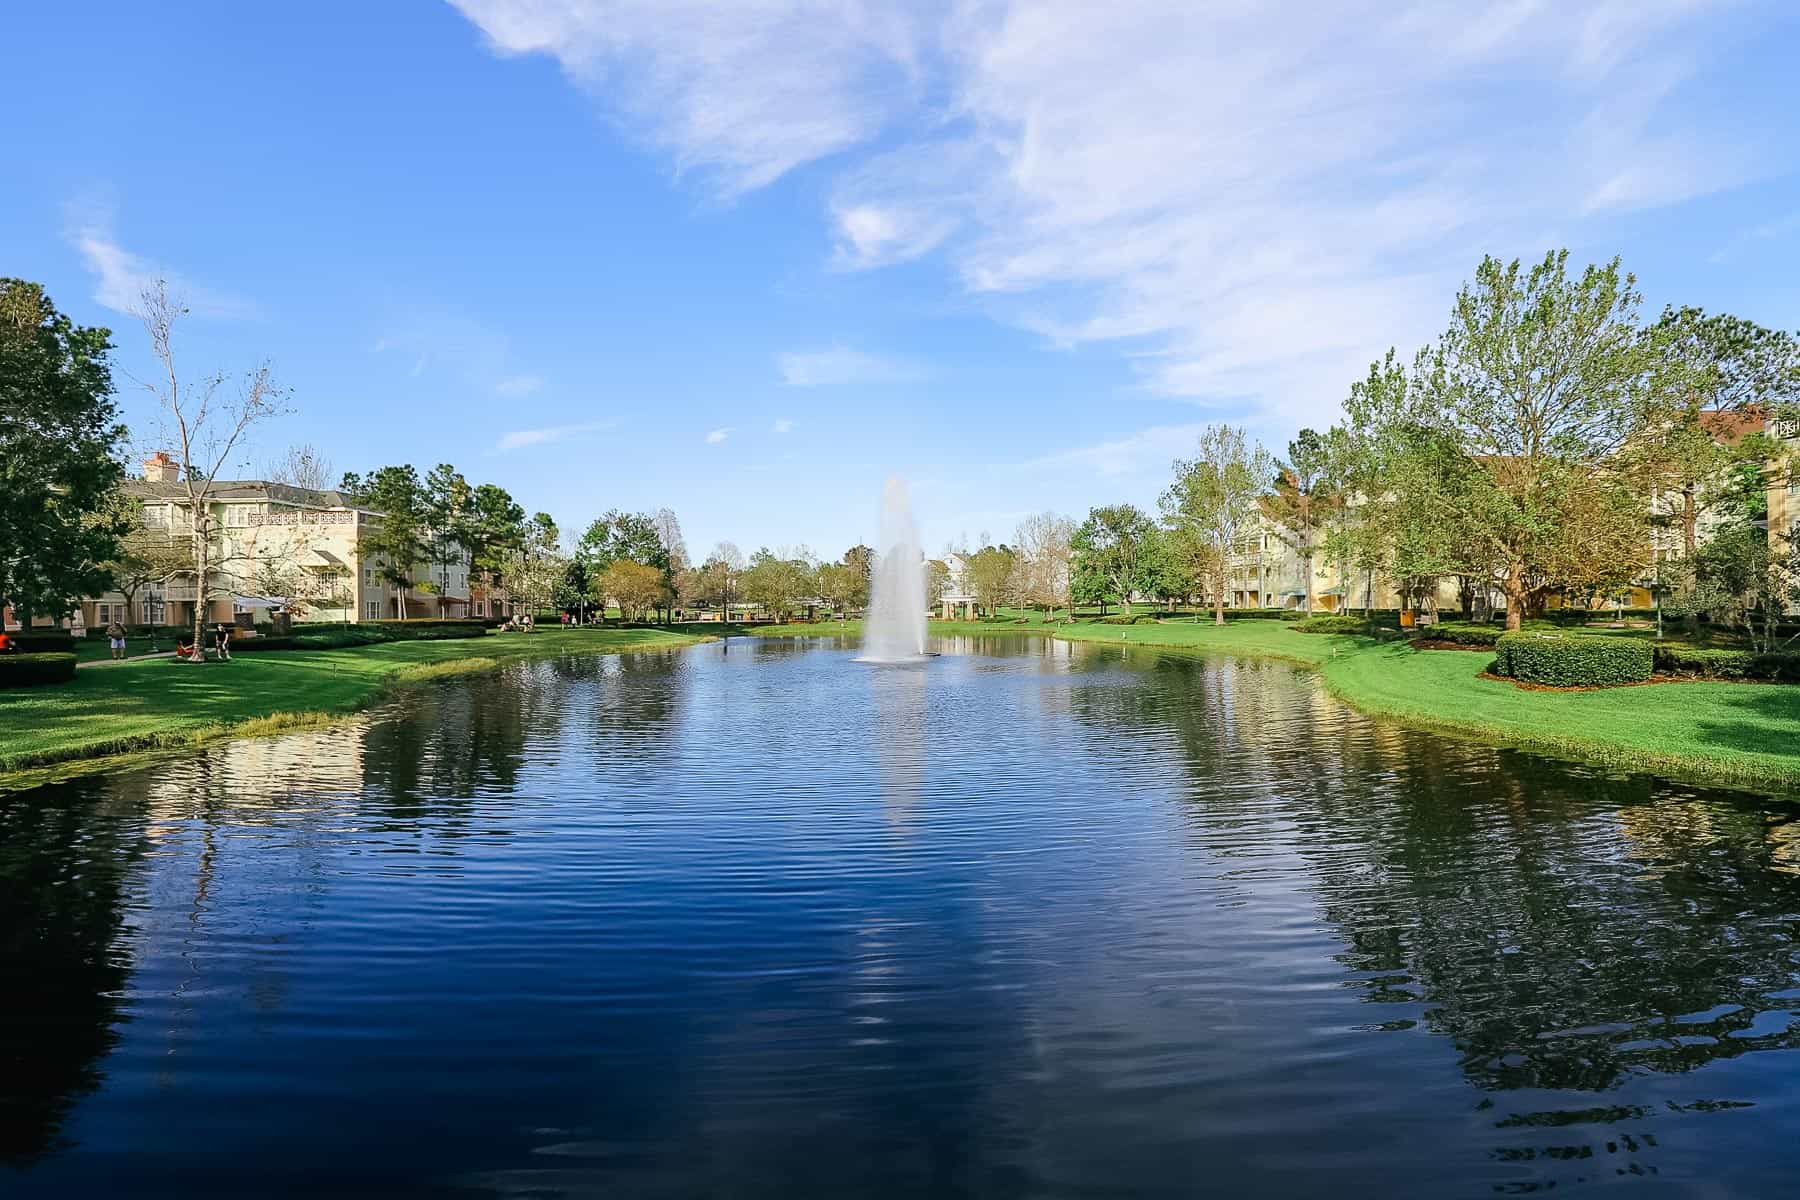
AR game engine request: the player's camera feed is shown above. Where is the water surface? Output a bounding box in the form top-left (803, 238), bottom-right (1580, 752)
top-left (5, 636), bottom-right (1800, 1197)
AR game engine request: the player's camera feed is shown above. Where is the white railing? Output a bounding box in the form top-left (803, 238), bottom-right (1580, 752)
top-left (247, 510), bottom-right (359, 527)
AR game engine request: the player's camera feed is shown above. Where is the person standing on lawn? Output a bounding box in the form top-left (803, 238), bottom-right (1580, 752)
top-left (106, 618), bottom-right (127, 660)
top-left (214, 622), bottom-right (232, 661)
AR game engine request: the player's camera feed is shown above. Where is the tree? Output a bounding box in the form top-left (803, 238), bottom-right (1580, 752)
top-left (357, 466), bottom-right (427, 620)
top-left (1634, 308), bottom-right (1800, 630)
top-left (1012, 513), bottom-right (1074, 618)
top-left (579, 509), bottom-right (673, 618)
top-left (99, 491), bottom-right (195, 641)
top-left (652, 508), bottom-right (690, 573)
top-left (499, 513), bottom-right (563, 623)
top-left (965, 545), bottom-right (1017, 617)
top-left (739, 547), bottom-right (812, 622)
top-left (599, 560), bottom-right (669, 622)
top-left (695, 542), bottom-right (746, 616)
top-left (265, 443), bottom-right (334, 491)
top-left (1408, 252), bottom-right (1670, 629)
top-left (1072, 504), bottom-right (1154, 615)
top-left (1692, 522), bottom-right (1800, 654)
top-left (1263, 428), bottom-right (1332, 614)
top-left (0, 279), bottom-right (126, 627)
top-left (422, 464), bottom-right (475, 591)
top-left (134, 281), bottom-right (285, 657)
top-left (842, 544), bottom-right (874, 591)
top-left (1161, 424), bottom-right (1275, 625)
top-left (815, 562), bottom-right (864, 617)
top-left (467, 482), bottom-right (526, 602)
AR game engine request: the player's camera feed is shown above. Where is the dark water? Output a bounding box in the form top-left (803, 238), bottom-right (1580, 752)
top-left (5, 636), bottom-right (1800, 1198)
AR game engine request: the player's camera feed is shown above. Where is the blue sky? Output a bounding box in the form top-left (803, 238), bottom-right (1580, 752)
top-left (6, 2), bottom-right (1799, 559)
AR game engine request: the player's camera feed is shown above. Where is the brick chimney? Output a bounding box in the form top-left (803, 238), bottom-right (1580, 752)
top-left (143, 451), bottom-right (180, 483)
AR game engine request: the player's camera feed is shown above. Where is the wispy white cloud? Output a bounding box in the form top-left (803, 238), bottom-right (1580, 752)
top-left (705, 426), bottom-right (734, 444)
top-left (494, 419), bottom-right (617, 453)
top-left (448, 0), bottom-right (1775, 430)
top-left (1020, 423), bottom-right (1209, 479)
top-left (772, 417), bottom-right (796, 434)
top-left (65, 202), bottom-right (256, 318)
top-left (778, 346), bottom-right (923, 388)
top-left (447, 0), bottom-right (932, 197)
top-left (495, 373), bottom-right (544, 397)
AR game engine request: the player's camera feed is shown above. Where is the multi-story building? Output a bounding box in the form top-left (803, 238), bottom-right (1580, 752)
top-left (57, 452), bottom-right (508, 631)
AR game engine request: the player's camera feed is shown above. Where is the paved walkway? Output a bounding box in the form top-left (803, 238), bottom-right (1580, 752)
top-left (75, 650), bottom-right (179, 669)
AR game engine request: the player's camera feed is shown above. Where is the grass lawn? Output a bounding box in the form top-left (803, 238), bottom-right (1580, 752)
top-left (0, 626), bottom-right (705, 784)
top-left (748, 615), bottom-right (1800, 791)
top-left (1318, 641), bottom-right (1800, 791)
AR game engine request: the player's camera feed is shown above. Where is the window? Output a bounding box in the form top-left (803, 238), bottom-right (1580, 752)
top-left (225, 505), bottom-right (250, 528)
top-left (145, 598), bottom-right (165, 625)
top-left (365, 600), bottom-right (381, 620)
top-left (143, 505), bottom-right (169, 528)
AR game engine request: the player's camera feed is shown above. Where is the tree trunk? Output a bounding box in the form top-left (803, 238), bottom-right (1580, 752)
top-left (1681, 486), bottom-right (1700, 635)
top-left (1503, 564), bottom-right (1524, 632)
top-left (1302, 551), bottom-right (1314, 615)
top-left (1213, 564), bottom-right (1226, 626)
top-left (191, 516), bottom-right (210, 660)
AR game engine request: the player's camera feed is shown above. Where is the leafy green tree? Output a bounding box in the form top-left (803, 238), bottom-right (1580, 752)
top-left (1406, 252), bottom-right (1669, 629)
top-left (422, 463), bottom-right (475, 598)
top-left (467, 482), bottom-right (526, 594)
top-left (1692, 522), bottom-right (1800, 653)
top-left (815, 561), bottom-right (864, 617)
top-left (1262, 428), bottom-right (1333, 613)
top-left (739, 547), bottom-right (813, 622)
top-left (1072, 504), bottom-right (1154, 615)
top-left (965, 544), bottom-right (1017, 617)
top-left (1161, 424), bottom-right (1275, 625)
top-left (358, 466), bottom-right (427, 618)
top-left (0, 279), bottom-right (126, 626)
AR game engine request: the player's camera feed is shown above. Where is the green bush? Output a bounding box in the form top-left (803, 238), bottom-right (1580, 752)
top-left (1291, 615), bottom-right (1369, 635)
top-left (0, 652), bottom-right (77, 688)
top-left (1654, 645), bottom-right (1800, 681)
top-left (232, 621), bottom-right (487, 654)
top-left (1494, 631), bottom-right (1653, 687)
top-left (5, 631), bottom-right (76, 653)
top-left (1426, 622), bottom-right (1503, 648)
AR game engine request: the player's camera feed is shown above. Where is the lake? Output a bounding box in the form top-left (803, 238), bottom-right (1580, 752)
top-left (4, 635), bottom-right (1800, 1197)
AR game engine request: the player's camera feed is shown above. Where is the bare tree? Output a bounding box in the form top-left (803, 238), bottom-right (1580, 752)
top-left (1013, 512), bottom-right (1075, 619)
top-left (652, 507), bottom-right (690, 572)
top-left (264, 443), bottom-right (335, 492)
top-left (135, 281), bottom-right (288, 659)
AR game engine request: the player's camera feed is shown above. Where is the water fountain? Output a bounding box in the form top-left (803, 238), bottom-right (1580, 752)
top-left (858, 476), bottom-right (930, 663)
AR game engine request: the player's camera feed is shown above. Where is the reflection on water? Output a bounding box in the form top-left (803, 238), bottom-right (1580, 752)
top-left (3, 637), bottom-right (1800, 1196)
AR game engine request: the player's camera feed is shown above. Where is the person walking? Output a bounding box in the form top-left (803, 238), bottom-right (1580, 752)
top-left (106, 617), bottom-right (128, 660)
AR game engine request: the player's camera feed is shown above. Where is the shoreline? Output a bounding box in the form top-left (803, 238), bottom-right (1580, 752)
top-left (5, 619), bottom-right (1794, 797)
top-left (0, 628), bottom-right (711, 792)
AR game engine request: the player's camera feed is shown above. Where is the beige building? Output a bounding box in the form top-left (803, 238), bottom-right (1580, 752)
top-left (63, 452), bottom-right (510, 631)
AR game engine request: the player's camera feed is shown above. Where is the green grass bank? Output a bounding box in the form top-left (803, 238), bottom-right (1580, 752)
top-left (754, 616), bottom-right (1800, 792)
top-left (0, 626), bottom-right (706, 786)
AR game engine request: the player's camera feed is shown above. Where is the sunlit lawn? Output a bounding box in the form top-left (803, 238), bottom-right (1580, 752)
top-left (1, 627), bottom-right (704, 776)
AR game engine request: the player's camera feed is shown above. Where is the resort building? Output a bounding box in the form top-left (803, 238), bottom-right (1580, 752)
top-left (43, 453), bottom-right (514, 632)
top-left (937, 552), bottom-right (980, 620)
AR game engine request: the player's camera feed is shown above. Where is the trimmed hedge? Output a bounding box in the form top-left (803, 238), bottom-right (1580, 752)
top-left (1494, 631), bottom-right (1653, 687)
top-left (1426, 622), bottom-right (1503, 648)
top-left (4, 631), bottom-right (76, 653)
top-left (83, 624), bottom-right (190, 640)
top-left (0, 652), bottom-right (77, 688)
top-left (233, 621), bottom-right (487, 654)
top-left (1654, 645), bottom-right (1800, 682)
top-left (1291, 615), bottom-right (1370, 635)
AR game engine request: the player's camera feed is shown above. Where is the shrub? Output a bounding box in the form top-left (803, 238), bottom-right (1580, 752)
top-left (232, 621), bottom-right (487, 654)
top-left (5, 631), bottom-right (76, 653)
top-left (1654, 645), bottom-right (1800, 681)
top-left (1494, 631), bottom-right (1653, 687)
top-left (0, 652), bottom-right (77, 688)
top-left (1427, 622), bottom-right (1503, 648)
top-left (1291, 615), bottom-right (1369, 635)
